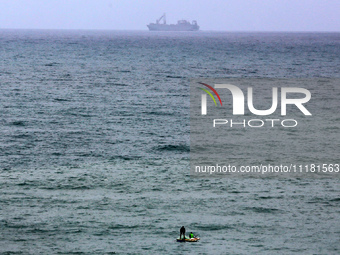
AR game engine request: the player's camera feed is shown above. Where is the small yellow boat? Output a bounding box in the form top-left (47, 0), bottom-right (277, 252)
top-left (176, 237), bottom-right (200, 242)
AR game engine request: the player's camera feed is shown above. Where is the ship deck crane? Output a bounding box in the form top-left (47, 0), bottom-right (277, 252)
top-left (156, 13), bottom-right (166, 24)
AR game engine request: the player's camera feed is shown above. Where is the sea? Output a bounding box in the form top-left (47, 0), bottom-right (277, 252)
top-left (0, 30), bottom-right (339, 254)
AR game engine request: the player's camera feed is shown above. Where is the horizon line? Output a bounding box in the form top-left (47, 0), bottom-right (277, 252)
top-left (0, 28), bottom-right (339, 33)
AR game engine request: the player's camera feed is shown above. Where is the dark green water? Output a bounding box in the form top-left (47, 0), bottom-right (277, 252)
top-left (0, 30), bottom-right (339, 254)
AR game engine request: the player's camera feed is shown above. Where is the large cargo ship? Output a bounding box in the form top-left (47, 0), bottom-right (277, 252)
top-left (147, 14), bottom-right (199, 31)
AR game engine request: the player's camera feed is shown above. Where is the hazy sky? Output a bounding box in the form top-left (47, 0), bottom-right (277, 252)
top-left (0, 0), bottom-right (339, 31)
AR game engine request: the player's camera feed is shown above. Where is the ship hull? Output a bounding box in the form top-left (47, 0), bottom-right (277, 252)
top-left (147, 24), bottom-right (199, 31)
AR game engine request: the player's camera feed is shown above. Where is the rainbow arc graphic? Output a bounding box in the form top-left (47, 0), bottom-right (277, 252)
top-left (198, 82), bottom-right (223, 106)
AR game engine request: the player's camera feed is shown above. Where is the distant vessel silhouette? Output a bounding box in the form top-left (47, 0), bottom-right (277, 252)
top-left (147, 13), bottom-right (199, 31)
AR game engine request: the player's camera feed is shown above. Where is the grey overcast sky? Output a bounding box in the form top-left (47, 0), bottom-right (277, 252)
top-left (0, 0), bottom-right (339, 31)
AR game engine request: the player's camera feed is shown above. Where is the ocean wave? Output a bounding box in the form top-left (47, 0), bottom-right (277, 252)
top-left (108, 224), bottom-right (140, 230)
top-left (165, 75), bottom-right (183, 78)
top-left (244, 206), bottom-right (281, 213)
top-left (54, 98), bottom-right (71, 102)
top-left (9, 121), bottom-right (26, 126)
top-left (144, 111), bottom-right (174, 116)
top-left (44, 62), bottom-right (60, 66)
top-left (109, 155), bottom-right (142, 161)
top-left (155, 144), bottom-right (190, 152)
top-left (194, 224), bottom-right (233, 231)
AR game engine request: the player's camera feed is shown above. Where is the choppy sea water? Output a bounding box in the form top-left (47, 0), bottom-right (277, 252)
top-left (0, 30), bottom-right (339, 254)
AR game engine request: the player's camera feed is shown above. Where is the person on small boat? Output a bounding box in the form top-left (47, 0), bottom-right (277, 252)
top-left (180, 226), bottom-right (186, 239)
top-left (189, 232), bottom-right (194, 238)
